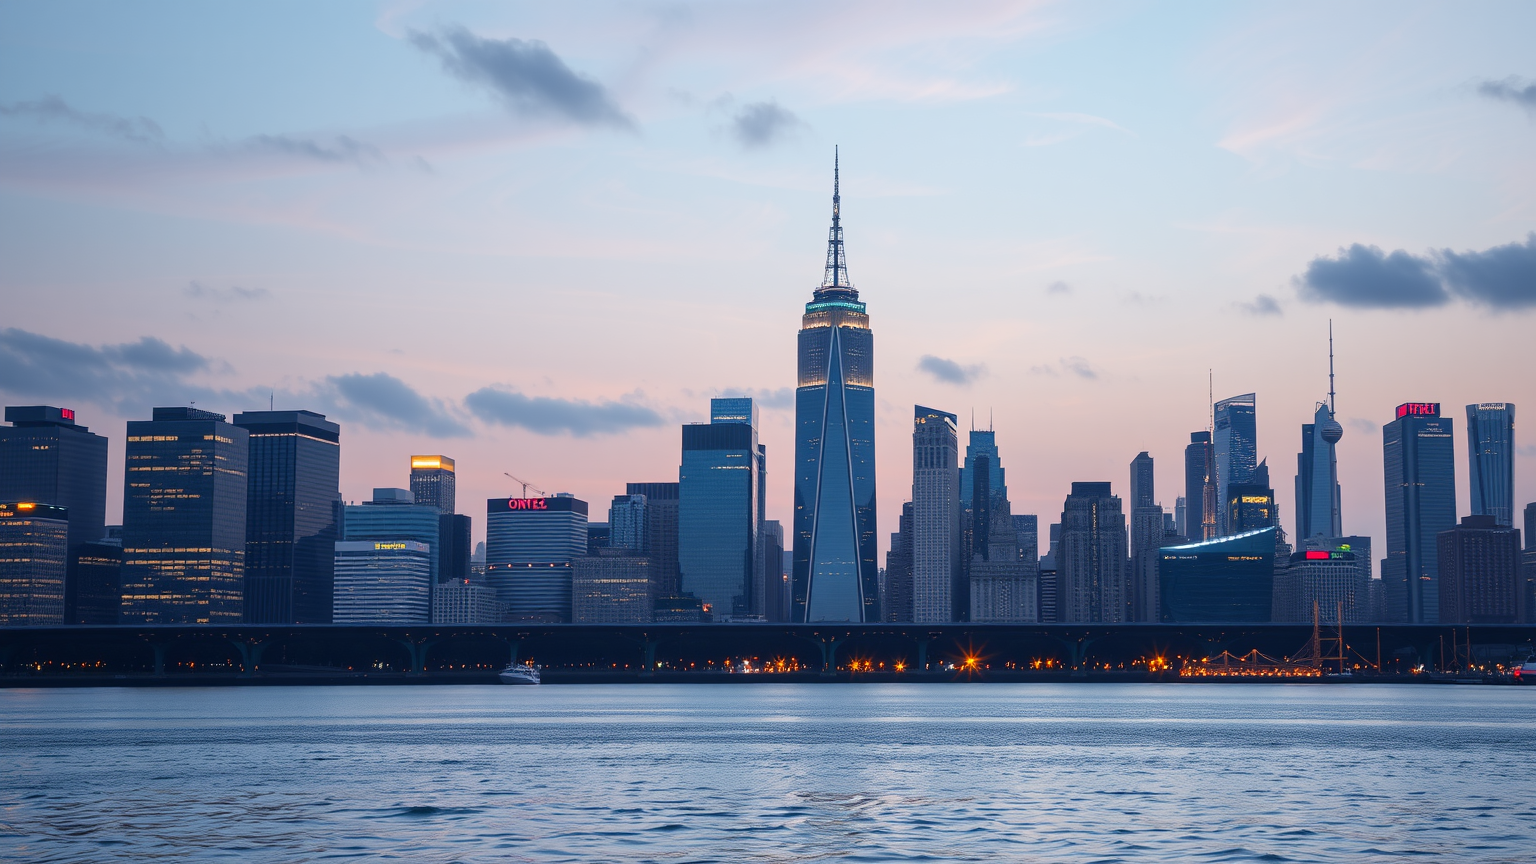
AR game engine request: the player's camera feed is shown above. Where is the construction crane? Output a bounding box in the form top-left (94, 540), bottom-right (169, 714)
top-left (504, 472), bottom-right (546, 498)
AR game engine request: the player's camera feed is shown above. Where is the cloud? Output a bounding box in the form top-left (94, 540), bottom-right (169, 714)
top-left (1295, 244), bottom-right (1448, 308)
top-left (408, 26), bottom-right (633, 129)
top-left (0, 328), bottom-right (239, 414)
top-left (246, 134), bottom-right (383, 166)
top-left (719, 387), bottom-right (794, 409)
top-left (729, 101), bottom-right (804, 149)
top-left (185, 282), bottom-right (270, 303)
top-left (1296, 236), bottom-right (1536, 311)
top-left (1045, 280), bottom-right (1072, 295)
top-left (1030, 357), bottom-right (1099, 380)
top-left (1437, 234), bottom-right (1536, 310)
top-left (1478, 77), bottom-right (1536, 116)
top-left (465, 387), bottom-right (664, 436)
top-left (0, 95), bottom-right (163, 144)
top-left (1236, 294), bottom-right (1283, 316)
top-left (917, 355), bottom-right (985, 386)
top-left (319, 372), bottom-right (470, 438)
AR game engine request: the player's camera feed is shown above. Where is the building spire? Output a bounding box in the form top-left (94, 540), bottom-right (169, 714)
top-left (1327, 319), bottom-right (1336, 417)
top-left (818, 146), bottom-right (853, 293)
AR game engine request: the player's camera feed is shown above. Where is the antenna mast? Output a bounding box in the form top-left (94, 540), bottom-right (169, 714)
top-left (1327, 319), bottom-right (1336, 417)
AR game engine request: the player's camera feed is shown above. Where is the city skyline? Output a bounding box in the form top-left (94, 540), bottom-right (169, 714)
top-left (2, 2), bottom-right (1533, 570)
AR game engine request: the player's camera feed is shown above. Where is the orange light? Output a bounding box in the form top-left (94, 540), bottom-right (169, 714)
top-left (17, 502), bottom-right (35, 510)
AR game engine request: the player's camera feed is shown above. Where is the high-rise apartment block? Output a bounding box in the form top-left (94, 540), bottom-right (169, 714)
top-left (485, 494), bottom-right (587, 622)
top-left (793, 152), bottom-right (877, 623)
top-left (1214, 393), bottom-right (1257, 535)
top-left (409, 455), bottom-right (456, 515)
top-left (233, 410), bottom-right (340, 624)
top-left (1465, 404), bottom-right (1515, 527)
top-left (120, 407), bottom-right (248, 624)
top-left (332, 540), bottom-right (431, 624)
top-left (0, 502), bottom-right (69, 624)
top-left (0, 406), bottom-right (108, 621)
top-left (679, 398), bottom-right (763, 620)
top-left (911, 406), bottom-right (960, 623)
top-left (1382, 402), bottom-right (1457, 623)
top-left (1058, 482), bottom-right (1128, 623)
top-left (1437, 515), bottom-right (1522, 624)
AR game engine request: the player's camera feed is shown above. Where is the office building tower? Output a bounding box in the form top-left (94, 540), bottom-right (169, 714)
top-left (1228, 455), bottom-right (1277, 535)
top-left (1437, 515), bottom-right (1521, 624)
top-left (72, 539), bottom-right (122, 625)
top-left (627, 483), bottom-right (679, 595)
top-left (1158, 527), bottom-right (1275, 622)
top-left (961, 429), bottom-right (1008, 563)
top-left (0, 502), bottom-right (69, 624)
top-left (587, 522), bottom-right (611, 554)
top-left (1058, 482), bottom-right (1128, 623)
top-left (1013, 514), bottom-right (1039, 576)
top-left (1524, 504), bottom-right (1536, 623)
top-left (408, 455), bottom-right (456, 515)
top-left (679, 398), bottom-right (763, 620)
top-left (1174, 496), bottom-right (1188, 538)
top-left (884, 503), bottom-right (914, 622)
top-left (1466, 404), bottom-right (1516, 527)
top-left (332, 540), bottom-right (431, 623)
top-left (485, 494), bottom-right (587, 622)
top-left (1128, 452), bottom-right (1162, 622)
top-left (793, 150), bottom-right (877, 623)
top-left (573, 548), bottom-right (653, 623)
top-left (1383, 402), bottom-right (1457, 623)
top-left (439, 513), bottom-right (471, 584)
top-left (969, 498), bottom-right (1036, 622)
top-left (911, 406), bottom-right (961, 623)
top-left (762, 520), bottom-right (787, 622)
top-left (0, 406), bottom-right (108, 621)
top-left (433, 577), bottom-right (506, 624)
top-left (609, 494), bottom-right (647, 552)
top-left (1214, 393), bottom-right (1257, 535)
top-left (1038, 522), bottom-right (1060, 623)
top-left (1296, 404), bottom-right (1345, 542)
top-left (470, 541), bottom-right (486, 579)
top-left (119, 407), bottom-right (248, 624)
top-left (1274, 541), bottom-right (1369, 624)
top-left (1184, 432), bottom-right (1211, 539)
top-left (232, 410), bottom-right (340, 624)
top-left (343, 489), bottom-right (440, 586)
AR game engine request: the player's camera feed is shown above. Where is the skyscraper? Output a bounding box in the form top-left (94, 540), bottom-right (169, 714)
top-left (627, 482), bottom-right (679, 596)
top-left (961, 429), bottom-right (1007, 566)
top-left (679, 398), bottom-right (762, 620)
top-left (762, 520), bottom-right (787, 622)
top-left (1158, 527), bottom-right (1275, 623)
top-left (1038, 522), bottom-right (1061, 623)
top-left (969, 497), bottom-right (1036, 622)
top-left (884, 502), bottom-right (914, 622)
top-left (1214, 393), bottom-right (1257, 534)
top-left (1227, 459), bottom-right (1276, 535)
top-left (1296, 325), bottom-right (1345, 542)
top-left (1058, 482), bottom-right (1128, 623)
top-left (1382, 402), bottom-right (1457, 623)
top-left (1128, 452), bottom-right (1162, 622)
top-left (232, 410), bottom-right (341, 624)
top-left (120, 407), bottom-right (248, 624)
top-left (793, 150), bottom-right (877, 623)
top-left (1466, 403), bottom-right (1516, 527)
top-left (332, 540), bottom-right (432, 624)
top-left (1437, 515), bottom-right (1521, 624)
top-left (0, 405), bottom-right (108, 621)
top-left (409, 455), bottom-right (456, 515)
top-left (1184, 432), bottom-right (1211, 540)
top-left (609, 493), bottom-right (647, 552)
top-left (0, 502), bottom-right (69, 624)
top-left (342, 489), bottom-right (440, 586)
top-left (1130, 452), bottom-right (1154, 510)
top-left (572, 548), bottom-right (652, 624)
top-left (911, 406), bottom-right (960, 623)
top-left (485, 494), bottom-right (588, 622)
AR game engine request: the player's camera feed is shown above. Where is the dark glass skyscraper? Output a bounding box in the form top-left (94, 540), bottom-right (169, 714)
top-left (120, 407), bottom-right (248, 624)
top-left (1296, 401), bottom-right (1344, 541)
top-left (679, 398), bottom-right (761, 620)
top-left (1382, 402), bottom-right (1457, 623)
top-left (1184, 432), bottom-right (1211, 540)
top-left (627, 482), bottom-right (679, 596)
top-left (1214, 393), bottom-right (1257, 535)
top-left (232, 410), bottom-right (340, 624)
top-left (1159, 527), bottom-right (1275, 623)
top-left (1465, 403), bottom-right (1515, 527)
top-left (793, 151), bottom-right (876, 623)
top-left (0, 405), bottom-right (108, 620)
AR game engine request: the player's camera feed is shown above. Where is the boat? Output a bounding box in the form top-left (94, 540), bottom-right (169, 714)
top-left (498, 662), bottom-right (542, 685)
top-left (1514, 657), bottom-right (1536, 685)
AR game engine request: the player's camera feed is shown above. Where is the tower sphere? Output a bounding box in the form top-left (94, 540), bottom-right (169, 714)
top-left (1321, 418), bottom-right (1343, 444)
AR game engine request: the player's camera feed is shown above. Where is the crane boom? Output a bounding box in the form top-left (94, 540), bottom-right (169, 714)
top-left (503, 472), bottom-right (546, 499)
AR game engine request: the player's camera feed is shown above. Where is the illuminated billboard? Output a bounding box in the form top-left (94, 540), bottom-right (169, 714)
top-left (1395, 402), bottom-right (1439, 419)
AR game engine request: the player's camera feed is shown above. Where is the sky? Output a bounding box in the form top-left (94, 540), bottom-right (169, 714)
top-left (2, 0), bottom-right (1533, 563)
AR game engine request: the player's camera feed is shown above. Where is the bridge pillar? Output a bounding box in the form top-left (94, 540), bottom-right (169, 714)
top-left (817, 637), bottom-right (844, 677)
top-left (640, 640), bottom-right (657, 678)
top-left (151, 641), bottom-right (167, 677)
top-left (229, 639), bottom-right (268, 678)
top-left (395, 638), bottom-right (437, 675)
top-left (916, 639), bottom-right (929, 672)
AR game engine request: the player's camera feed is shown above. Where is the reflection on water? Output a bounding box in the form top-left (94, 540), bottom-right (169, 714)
top-left (2, 684), bottom-right (1534, 862)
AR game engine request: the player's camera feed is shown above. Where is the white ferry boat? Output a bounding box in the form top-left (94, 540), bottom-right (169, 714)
top-left (498, 662), bottom-right (541, 685)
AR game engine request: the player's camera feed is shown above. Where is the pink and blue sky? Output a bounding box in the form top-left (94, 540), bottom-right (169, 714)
top-left (2, 1), bottom-right (1533, 557)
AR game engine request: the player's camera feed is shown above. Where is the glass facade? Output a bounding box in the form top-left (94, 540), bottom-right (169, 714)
top-left (409, 455), bottom-right (456, 515)
top-left (332, 540), bottom-right (431, 624)
top-left (609, 494), bottom-right (647, 552)
top-left (1295, 402), bottom-right (1344, 542)
top-left (233, 410), bottom-right (340, 624)
top-left (342, 493), bottom-right (441, 584)
top-left (0, 503), bottom-right (69, 624)
top-left (1382, 404), bottom-right (1457, 623)
top-left (485, 496), bottom-right (587, 622)
top-left (1465, 403), bottom-right (1515, 527)
top-left (1158, 526), bottom-right (1276, 623)
top-left (72, 539), bottom-right (122, 624)
top-left (120, 408), bottom-right (248, 624)
top-left (626, 482), bottom-right (679, 595)
top-left (1213, 394), bottom-right (1257, 535)
top-left (679, 416), bottom-right (759, 620)
top-left (572, 552), bottom-right (652, 623)
top-left (911, 406), bottom-right (959, 623)
top-left (1183, 432), bottom-right (1210, 542)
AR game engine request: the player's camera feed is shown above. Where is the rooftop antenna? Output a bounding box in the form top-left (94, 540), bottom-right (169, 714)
top-left (1327, 319), bottom-right (1336, 417)
top-left (270, 390), bottom-right (274, 411)
top-left (989, 407), bottom-right (993, 432)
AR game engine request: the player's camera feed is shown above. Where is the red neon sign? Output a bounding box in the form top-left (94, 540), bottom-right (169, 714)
top-left (507, 498), bottom-right (549, 511)
top-left (1305, 550), bottom-right (1330, 560)
top-left (61, 408), bottom-right (75, 421)
top-left (1396, 402), bottom-right (1438, 419)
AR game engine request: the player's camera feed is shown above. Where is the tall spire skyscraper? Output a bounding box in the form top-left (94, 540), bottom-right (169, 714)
top-left (1296, 323), bottom-right (1344, 540)
top-left (792, 149), bottom-right (878, 622)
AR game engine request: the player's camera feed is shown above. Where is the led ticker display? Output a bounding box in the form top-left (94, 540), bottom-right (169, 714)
top-left (1396, 402), bottom-right (1439, 419)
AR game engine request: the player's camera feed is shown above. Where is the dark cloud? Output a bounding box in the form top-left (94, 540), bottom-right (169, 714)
top-left (1045, 280), bottom-right (1072, 295)
top-left (0, 328), bottom-right (237, 413)
top-left (1295, 244), bottom-right (1448, 308)
top-left (247, 134), bottom-right (383, 165)
top-left (409, 27), bottom-right (633, 129)
top-left (1478, 77), bottom-right (1536, 115)
top-left (1237, 294), bottom-right (1283, 316)
top-left (1437, 233), bottom-right (1536, 310)
top-left (320, 373), bottom-right (470, 438)
top-left (917, 355), bottom-right (985, 386)
top-left (0, 95), bottom-right (163, 143)
top-left (465, 387), bottom-right (663, 436)
top-left (1297, 236), bottom-right (1536, 311)
top-left (730, 101), bottom-right (803, 149)
top-left (185, 282), bottom-right (270, 303)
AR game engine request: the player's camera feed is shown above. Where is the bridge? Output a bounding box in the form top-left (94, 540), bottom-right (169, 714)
top-left (2, 622), bottom-right (1532, 685)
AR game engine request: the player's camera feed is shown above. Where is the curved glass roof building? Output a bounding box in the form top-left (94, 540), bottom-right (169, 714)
top-left (1158, 526), bottom-right (1276, 623)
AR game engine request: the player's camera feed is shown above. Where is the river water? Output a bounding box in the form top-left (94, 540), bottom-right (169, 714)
top-left (2, 683), bottom-right (1533, 862)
